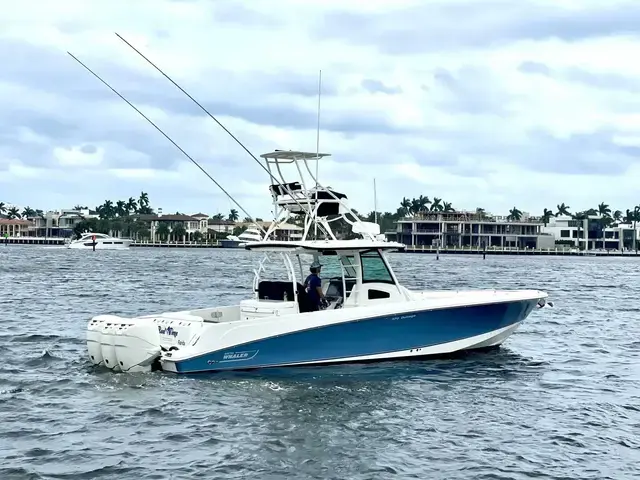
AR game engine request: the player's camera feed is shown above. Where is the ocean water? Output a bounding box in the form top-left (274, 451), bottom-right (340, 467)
top-left (0, 246), bottom-right (638, 479)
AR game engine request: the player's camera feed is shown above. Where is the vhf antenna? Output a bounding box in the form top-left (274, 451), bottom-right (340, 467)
top-left (314, 69), bottom-right (322, 239)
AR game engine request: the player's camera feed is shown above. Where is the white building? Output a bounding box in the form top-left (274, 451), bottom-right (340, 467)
top-left (542, 215), bottom-right (639, 250)
top-left (191, 213), bottom-right (210, 233)
top-left (27, 208), bottom-right (100, 237)
top-left (207, 219), bottom-right (236, 234)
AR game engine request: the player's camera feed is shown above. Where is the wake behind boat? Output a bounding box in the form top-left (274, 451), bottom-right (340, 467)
top-left (68, 232), bottom-right (132, 250)
top-left (86, 151), bottom-right (551, 374)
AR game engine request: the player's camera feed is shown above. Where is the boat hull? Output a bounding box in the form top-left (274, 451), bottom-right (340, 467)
top-left (68, 239), bottom-right (132, 250)
top-left (163, 297), bottom-right (540, 374)
top-left (220, 239), bottom-right (244, 248)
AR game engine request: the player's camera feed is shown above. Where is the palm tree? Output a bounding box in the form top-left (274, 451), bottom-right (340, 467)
top-left (399, 197), bottom-right (412, 216)
top-left (430, 198), bottom-right (443, 211)
top-left (541, 208), bottom-right (554, 226)
top-left (139, 191), bottom-right (149, 208)
top-left (211, 213), bottom-right (224, 221)
top-left (155, 223), bottom-right (170, 241)
top-left (116, 200), bottom-right (127, 217)
top-left (0, 202), bottom-right (6, 215)
top-left (632, 206), bottom-right (640, 252)
top-left (556, 203), bottom-right (571, 217)
top-left (126, 197), bottom-right (138, 214)
top-left (410, 198), bottom-right (422, 215)
top-left (507, 207), bottom-right (522, 221)
top-left (597, 202), bottom-right (611, 218)
top-left (22, 206), bottom-right (36, 218)
top-left (73, 205), bottom-right (87, 210)
top-left (99, 200), bottom-right (114, 219)
top-left (416, 195), bottom-right (430, 214)
top-left (6, 207), bottom-right (20, 219)
top-left (137, 191), bottom-right (153, 214)
top-left (613, 210), bottom-right (623, 223)
top-left (228, 209), bottom-right (239, 222)
top-left (572, 211), bottom-right (590, 250)
top-left (172, 224), bottom-right (187, 242)
top-left (443, 201), bottom-right (455, 212)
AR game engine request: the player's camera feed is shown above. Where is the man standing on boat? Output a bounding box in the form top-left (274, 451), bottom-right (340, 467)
top-left (304, 260), bottom-right (327, 311)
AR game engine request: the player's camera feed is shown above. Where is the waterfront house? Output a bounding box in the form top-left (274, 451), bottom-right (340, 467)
top-left (542, 215), bottom-right (639, 250)
top-left (28, 208), bottom-right (100, 238)
top-left (393, 210), bottom-right (555, 249)
top-left (207, 218), bottom-right (236, 234)
top-left (138, 213), bottom-right (206, 242)
top-left (0, 218), bottom-right (33, 237)
top-left (191, 213), bottom-right (210, 233)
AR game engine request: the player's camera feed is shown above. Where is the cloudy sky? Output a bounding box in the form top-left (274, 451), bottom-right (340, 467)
top-left (2, 0), bottom-right (640, 219)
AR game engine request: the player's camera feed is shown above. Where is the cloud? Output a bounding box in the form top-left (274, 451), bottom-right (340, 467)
top-left (2, 0), bottom-right (640, 221)
top-left (518, 60), bottom-right (640, 94)
top-left (315, 1), bottom-right (640, 54)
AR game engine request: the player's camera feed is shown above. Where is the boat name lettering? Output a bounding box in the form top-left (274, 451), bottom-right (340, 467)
top-left (177, 340), bottom-right (185, 346)
top-left (157, 326), bottom-right (179, 337)
top-left (220, 350), bottom-right (259, 362)
top-left (389, 314), bottom-right (417, 321)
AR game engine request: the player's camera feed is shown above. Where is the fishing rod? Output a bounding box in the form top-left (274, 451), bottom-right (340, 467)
top-left (113, 32), bottom-right (333, 239)
top-left (66, 51), bottom-right (268, 236)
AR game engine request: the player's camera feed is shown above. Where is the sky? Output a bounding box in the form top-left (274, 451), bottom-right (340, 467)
top-left (2, 0), bottom-right (640, 219)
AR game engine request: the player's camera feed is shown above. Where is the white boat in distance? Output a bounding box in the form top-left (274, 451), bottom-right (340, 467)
top-left (68, 232), bottom-right (132, 250)
top-left (86, 150), bottom-right (551, 374)
top-left (220, 224), bottom-right (263, 248)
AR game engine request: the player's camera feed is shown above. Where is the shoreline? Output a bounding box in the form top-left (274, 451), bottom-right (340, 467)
top-left (399, 247), bottom-right (639, 257)
top-left (2, 237), bottom-right (638, 257)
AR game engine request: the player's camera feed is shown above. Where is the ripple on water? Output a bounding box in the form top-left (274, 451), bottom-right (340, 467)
top-left (0, 248), bottom-right (638, 479)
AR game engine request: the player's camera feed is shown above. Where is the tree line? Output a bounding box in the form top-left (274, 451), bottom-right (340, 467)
top-left (3, 193), bottom-right (640, 241)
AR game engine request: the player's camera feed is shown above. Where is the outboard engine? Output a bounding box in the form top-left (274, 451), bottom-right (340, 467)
top-left (537, 298), bottom-right (554, 308)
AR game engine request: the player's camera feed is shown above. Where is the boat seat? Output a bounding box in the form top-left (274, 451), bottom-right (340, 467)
top-left (256, 280), bottom-right (319, 313)
top-left (257, 281), bottom-right (296, 301)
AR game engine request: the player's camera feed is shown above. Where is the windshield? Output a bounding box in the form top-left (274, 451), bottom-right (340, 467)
top-left (295, 253), bottom-right (358, 280)
top-left (360, 250), bottom-right (394, 284)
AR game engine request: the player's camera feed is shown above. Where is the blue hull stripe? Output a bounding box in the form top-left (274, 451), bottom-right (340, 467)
top-left (173, 299), bottom-right (538, 373)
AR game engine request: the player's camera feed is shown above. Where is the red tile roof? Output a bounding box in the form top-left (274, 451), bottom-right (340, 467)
top-left (0, 219), bottom-right (31, 226)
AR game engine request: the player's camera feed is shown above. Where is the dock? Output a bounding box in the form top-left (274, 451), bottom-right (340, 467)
top-left (1, 236), bottom-right (66, 246)
top-left (131, 241), bottom-right (222, 248)
top-left (2, 236), bottom-right (639, 256)
top-left (0, 237), bottom-right (226, 248)
top-left (401, 245), bottom-right (640, 257)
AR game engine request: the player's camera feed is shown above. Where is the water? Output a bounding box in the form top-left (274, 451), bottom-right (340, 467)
top-left (1, 246), bottom-right (638, 479)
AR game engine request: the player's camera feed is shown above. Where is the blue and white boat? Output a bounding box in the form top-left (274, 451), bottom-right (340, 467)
top-left (86, 150), bottom-right (550, 374)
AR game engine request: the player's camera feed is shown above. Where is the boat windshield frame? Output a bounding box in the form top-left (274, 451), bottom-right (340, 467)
top-left (250, 245), bottom-right (403, 308)
top-left (77, 232), bottom-right (110, 241)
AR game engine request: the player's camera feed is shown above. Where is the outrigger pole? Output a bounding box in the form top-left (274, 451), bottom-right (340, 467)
top-left (66, 51), bottom-right (267, 235)
top-left (112, 32), bottom-right (333, 239)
